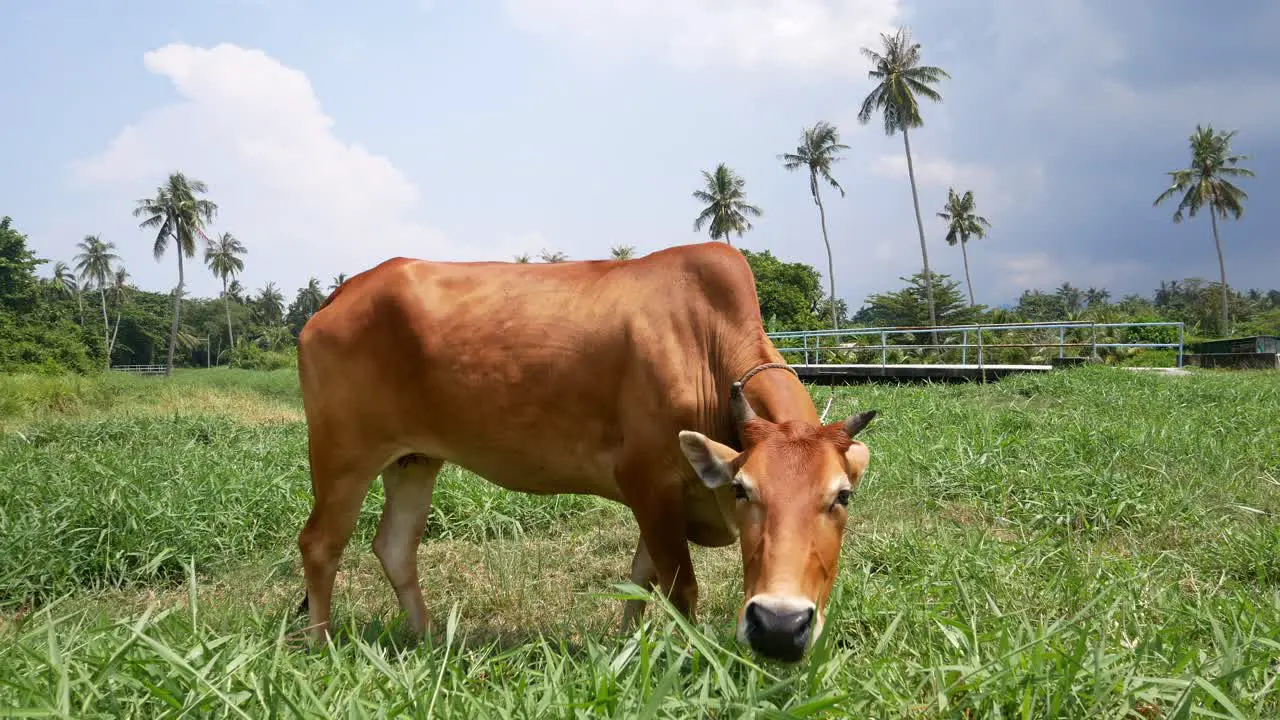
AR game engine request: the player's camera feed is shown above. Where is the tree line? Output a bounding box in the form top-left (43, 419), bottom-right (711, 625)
top-left (4, 209), bottom-right (1276, 375)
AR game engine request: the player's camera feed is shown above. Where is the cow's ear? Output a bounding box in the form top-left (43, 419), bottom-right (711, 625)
top-left (678, 431), bottom-right (740, 489)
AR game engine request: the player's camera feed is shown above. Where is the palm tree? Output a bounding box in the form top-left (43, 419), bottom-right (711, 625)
top-left (1153, 124), bottom-right (1255, 335)
top-left (133, 172), bottom-right (219, 373)
top-left (329, 273), bottom-right (348, 291)
top-left (204, 231), bottom-right (246, 351)
top-left (1056, 283), bottom-right (1084, 315)
top-left (255, 282), bottom-right (285, 325)
top-left (227, 279), bottom-right (246, 303)
top-left (691, 163), bottom-right (763, 246)
top-left (936, 188), bottom-right (990, 306)
top-left (858, 25), bottom-right (950, 333)
top-left (779, 121), bottom-right (848, 331)
top-left (610, 245), bottom-right (636, 260)
top-left (538, 249), bottom-right (568, 263)
top-left (297, 277), bottom-right (326, 316)
top-left (514, 253), bottom-right (532, 263)
top-left (73, 234), bottom-right (121, 363)
top-left (52, 261), bottom-right (83, 326)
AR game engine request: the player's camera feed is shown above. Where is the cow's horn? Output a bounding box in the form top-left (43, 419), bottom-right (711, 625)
top-left (730, 382), bottom-right (757, 426)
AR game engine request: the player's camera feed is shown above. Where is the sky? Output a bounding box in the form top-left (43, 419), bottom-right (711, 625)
top-left (2, 0), bottom-right (1278, 310)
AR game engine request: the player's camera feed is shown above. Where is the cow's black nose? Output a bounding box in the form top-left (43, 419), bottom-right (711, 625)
top-left (743, 601), bottom-right (814, 662)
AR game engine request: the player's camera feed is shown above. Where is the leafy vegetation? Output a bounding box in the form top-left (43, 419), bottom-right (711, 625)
top-left (1, 368), bottom-right (1277, 716)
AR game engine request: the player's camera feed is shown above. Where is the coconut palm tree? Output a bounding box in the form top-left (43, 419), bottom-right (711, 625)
top-left (72, 234), bottom-right (121, 362)
top-left (779, 121), bottom-right (848, 331)
top-left (1153, 124), bottom-right (1255, 335)
top-left (610, 245), bottom-right (636, 260)
top-left (691, 163), bottom-right (763, 246)
top-left (297, 277), bottom-right (326, 316)
top-left (255, 282), bottom-right (285, 325)
top-left (52, 261), bottom-right (83, 326)
top-left (204, 231), bottom-right (247, 351)
top-left (858, 26), bottom-right (950, 332)
top-left (329, 273), bottom-right (348, 291)
top-left (936, 188), bottom-right (990, 306)
top-left (514, 253), bottom-right (531, 263)
top-left (133, 172), bottom-right (219, 373)
top-left (538, 249), bottom-right (568, 263)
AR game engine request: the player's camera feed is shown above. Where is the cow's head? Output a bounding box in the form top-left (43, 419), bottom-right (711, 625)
top-left (678, 383), bottom-right (875, 663)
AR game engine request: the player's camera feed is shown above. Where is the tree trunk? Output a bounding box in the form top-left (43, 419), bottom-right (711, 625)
top-left (223, 276), bottom-right (235, 356)
top-left (76, 292), bottom-right (84, 327)
top-left (99, 288), bottom-right (111, 368)
top-left (109, 294), bottom-right (122, 359)
top-left (810, 169), bottom-right (839, 336)
top-left (166, 222), bottom-right (184, 375)
top-left (903, 127), bottom-right (938, 347)
top-left (1211, 209), bottom-right (1229, 336)
top-left (961, 240), bottom-right (975, 306)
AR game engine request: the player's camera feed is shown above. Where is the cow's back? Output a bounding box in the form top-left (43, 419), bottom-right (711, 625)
top-left (297, 243), bottom-right (762, 500)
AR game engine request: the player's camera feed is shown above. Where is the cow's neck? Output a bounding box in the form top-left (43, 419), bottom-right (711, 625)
top-left (728, 339), bottom-right (820, 428)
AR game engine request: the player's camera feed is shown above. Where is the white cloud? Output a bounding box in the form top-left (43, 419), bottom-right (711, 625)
top-left (868, 152), bottom-right (1044, 218)
top-left (871, 154), bottom-right (978, 189)
top-left (72, 42), bottom-right (453, 296)
top-left (504, 0), bottom-right (902, 76)
top-left (988, 252), bottom-right (1148, 300)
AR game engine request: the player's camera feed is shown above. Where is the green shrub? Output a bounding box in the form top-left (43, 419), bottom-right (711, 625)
top-left (0, 312), bottom-right (102, 374)
top-left (226, 341), bottom-right (296, 371)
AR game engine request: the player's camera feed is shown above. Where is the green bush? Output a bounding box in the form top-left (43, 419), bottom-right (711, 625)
top-left (226, 341), bottom-right (296, 371)
top-left (0, 312), bottom-right (103, 374)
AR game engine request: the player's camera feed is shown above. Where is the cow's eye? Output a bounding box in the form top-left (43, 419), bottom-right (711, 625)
top-left (731, 481), bottom-right (749, 501)
top-left (832, 489), bottom-right (852, 509)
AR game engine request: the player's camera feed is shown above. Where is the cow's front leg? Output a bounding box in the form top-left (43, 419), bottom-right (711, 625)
top-left (618, 469), bottom-right (699, 623)
top-left (622, 535), bottom-right (658, 630)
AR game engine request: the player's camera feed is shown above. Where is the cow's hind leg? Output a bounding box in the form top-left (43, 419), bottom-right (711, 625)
top-left (298, 448), bottom-right (381, 645)
top-left (373, 453), bottom-right (442, 637)
top-left (622, 536), bottom-right (658, 631)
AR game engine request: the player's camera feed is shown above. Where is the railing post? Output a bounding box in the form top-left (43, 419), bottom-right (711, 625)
top-left (803, 335), bottom-right (809, 365)
top-left (1091, 324), bottom-right (1097, 361)
top-left (1058, 326), bottom-right (1065, 359)
top-left (1178, 323), bottom-right (1185, 368)
top-left (962, 329), bottom-right (968, 365)
top-left (880, 331), bottom-right (887, 367)
top-left (977, 326), bottom-right (984, 371)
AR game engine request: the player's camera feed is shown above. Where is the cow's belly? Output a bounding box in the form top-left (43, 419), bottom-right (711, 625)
top-left (441, 446), bottom-right (627, 504)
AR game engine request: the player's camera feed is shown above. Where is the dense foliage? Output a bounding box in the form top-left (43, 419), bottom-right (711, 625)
top-left (5, 208), bottom-right (1278, 376)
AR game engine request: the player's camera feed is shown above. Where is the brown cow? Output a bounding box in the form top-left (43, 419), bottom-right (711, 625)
top-left (295, 241), bottom-right (876, 663)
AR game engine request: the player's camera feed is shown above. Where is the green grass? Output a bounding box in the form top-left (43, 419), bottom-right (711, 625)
top-left (1, 366), bottom-right (1278, 717)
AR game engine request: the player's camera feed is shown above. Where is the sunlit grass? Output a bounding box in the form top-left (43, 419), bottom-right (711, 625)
top-left (1, 366), bottom-right (1277, 716)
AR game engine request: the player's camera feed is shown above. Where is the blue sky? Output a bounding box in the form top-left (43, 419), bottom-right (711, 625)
top-left (2, 0), bottom-right (1277, 308)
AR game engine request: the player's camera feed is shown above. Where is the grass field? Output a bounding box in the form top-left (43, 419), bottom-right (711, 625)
top-left (1, 366), bottom-right (1278, 717)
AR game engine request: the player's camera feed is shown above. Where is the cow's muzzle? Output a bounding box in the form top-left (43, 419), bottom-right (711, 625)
top-left (741, 595), bottom-right (815, 663)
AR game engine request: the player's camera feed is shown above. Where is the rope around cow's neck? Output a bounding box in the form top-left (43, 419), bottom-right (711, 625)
top-left (735, 362), bottom-right (837, 424)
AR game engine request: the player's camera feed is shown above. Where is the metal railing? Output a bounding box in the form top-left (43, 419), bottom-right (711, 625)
top-left (109, 364), bottom-right (170, 376)
top-left (766, 321), bottom-right (1185, 368)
